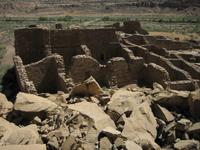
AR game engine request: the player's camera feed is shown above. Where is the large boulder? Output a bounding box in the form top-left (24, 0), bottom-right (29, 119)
top-left (152, 104), bottom-right (174, 123)
top-left (174, 140), bottom-right (200, 150)
top-left (71, 76), bottom-right (103, 97)
top-left (68, 101), bottom-right (115, 131)
top-left (107, 89), bottom-right (147, 121)
top-left (0, 144), bottom-right (46, 150)
top-left (14, 92), bottom-right (57, 113)
top-left (0, 118), bottom-right (41, 145)
top-left (122, 102), bottom-right (159, 149)
top-left (152, 90), bottom-right (189, 110)
top-left (0, 93), bottom-right (13, 116)
top-left (188, 90), bottom-right (200, 119)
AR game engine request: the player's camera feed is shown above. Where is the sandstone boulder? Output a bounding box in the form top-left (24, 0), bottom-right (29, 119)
top-left (99, 137), bottom-right (112, 150)
top-left (0, 144), bottom-right (46, 150)
top-left (71, 76), bottom-right (103, 97)
top-left (174, 140), bottom-right (200, 150)
top-left (188, 90), bottom-right (200, 119)
top-left (122, 102), bottom-right (159, 149)
top-left (0, 93), bottom-right (13, 116)
top-left (0, 118), bottom-right (41, 145)
top-left (14, 92), bottom-right (57, 113)
top-left (125, 140), bottom-right (143, 150)
top-left (68, 101), bottom-right (115, 131)
top-left (152, 90), bottom-right (189, 110)
top-left (188, 122), bottom-right (200, 140)
top-left (107, 89), bottom-right (146, 121)
top-left (152, 104), bottom-right (174, 123)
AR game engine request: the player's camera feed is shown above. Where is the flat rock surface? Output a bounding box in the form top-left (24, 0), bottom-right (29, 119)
top-left (14, 92), bottom-right (57, 113)
top-left (68, 101), bottom-right (116, 131)
top-left (0, 144), bottom-right (46, 150)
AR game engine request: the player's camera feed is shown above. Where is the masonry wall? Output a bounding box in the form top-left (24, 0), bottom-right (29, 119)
top-left (15, 28), bottom-right (48, 65)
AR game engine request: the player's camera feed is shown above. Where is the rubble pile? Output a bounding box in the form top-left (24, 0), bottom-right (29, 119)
top-left (1, 78), bottom-right (200, 150)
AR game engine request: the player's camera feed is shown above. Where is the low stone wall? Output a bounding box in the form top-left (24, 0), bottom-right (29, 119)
top-left (146, 52), bottom-right (192, 81)
top-left (144, 63), bottom-right (170, 88)
top-left (13, 56), bottom-right (37, 93)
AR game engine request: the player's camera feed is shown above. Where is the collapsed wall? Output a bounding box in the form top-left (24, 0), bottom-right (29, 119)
top-left (14, 22), bottom-right (200, 93)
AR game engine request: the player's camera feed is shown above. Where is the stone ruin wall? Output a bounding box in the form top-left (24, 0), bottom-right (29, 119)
top-left (14, 21), bottom-right (200, 94)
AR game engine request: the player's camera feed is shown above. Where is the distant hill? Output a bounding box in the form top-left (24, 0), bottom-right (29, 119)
top-left (0, 0), bottom-right (200, 16)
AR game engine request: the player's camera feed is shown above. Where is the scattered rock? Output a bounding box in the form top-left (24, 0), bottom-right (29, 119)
top-left (188, 90), bottom-right (200, 119)
top-left (14, 92), bottom-right (57, 113)
top-left (61, 136), bottom-right (76, 150)
top-left (68, 101), bottom-right (115, 131)
top-left (100, 126), bottom-right (121, 142)
top-left (0, 118), bottom-right (41, 145)
top-left (47, 136), bottom-right (59, 150)
top-left (174, 140), bottom-right (200, 150)
top-left (122, 102), bottom-right (160, 149)
top-left (153, 90), bottom-right (189, 110)
top-left (125, 140), bottom-right (143, 150)
top-left (187, 122), bottom-right (200, 140)
top-left (71, 76), bottom-right (103, 97)
top-left (99, 137), bottom-right (112, 150)
top-left (176, 118), bottom-right (192, 132)
top-left (152, 104), bottom-right (175, 123)
top-left (0, 93), bottom-right (13, 116)
top-left (114, 137), bottom-right (125, 148)
top-left (107, 89), bottom-right (146, 121)
top-left (0, 144), bottom-right (46, 150)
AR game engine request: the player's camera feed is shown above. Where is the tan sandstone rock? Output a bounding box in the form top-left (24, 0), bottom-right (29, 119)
top-left (107, 89), bottom-right (147, 121)
top-left (122, 102), bottom-right (160, 149)
top-left (153, 104), bottom-right (174, 123)
top-left (0, 144), bottom-right (46, 150)
top-left (188, 90), bottom-right (200, 119)
top-left (14, 92), bottom-right (57, 113)
top-left (0, 118), bottom-right (41, 145)
top-left (68, 101), bottom-right (116, 131)
top-left (0, 93), bottom-right (13, 116)
top-left (71, 76), bottom-right (103, 96)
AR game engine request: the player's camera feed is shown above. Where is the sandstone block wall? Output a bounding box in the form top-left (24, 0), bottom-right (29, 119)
top-left (14, 24), bottom-right (200, 93)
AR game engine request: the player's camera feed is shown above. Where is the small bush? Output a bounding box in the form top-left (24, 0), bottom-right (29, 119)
top-left (57, 16), bottom-right (73, 21)
top-left (38, 17), bottom-right (49, 21)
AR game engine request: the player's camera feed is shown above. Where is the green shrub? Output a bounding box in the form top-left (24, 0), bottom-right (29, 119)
top-left (57, 16), bottom-right (73, 21)
top-left (38, 17), bottom-right (49, 21)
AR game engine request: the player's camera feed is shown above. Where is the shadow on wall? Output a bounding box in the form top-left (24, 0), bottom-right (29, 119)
top-left (1, 67), bottom-right (19, 101)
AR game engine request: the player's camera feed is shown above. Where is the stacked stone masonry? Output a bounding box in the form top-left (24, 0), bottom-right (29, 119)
top-left (14, 21), bottom-right (200, 93)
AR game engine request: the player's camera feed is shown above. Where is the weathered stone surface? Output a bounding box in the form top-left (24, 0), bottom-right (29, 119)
top-left (153, 90), bottom-right (189, 109)
top-left (188, 90), bottom-right (200, 119)
top-left (107, 89), bottom-right (146, 118)
top-left (0, 93), bottom-right (13, 116)
top-left (174, 140), bottom-right (200, 150)
top-left (99, 137), bottom-right (112, 150)
top-left (176, 119), bottom-right (192, 131)
top-left (68, 101), bottom-right (115, 131)
top-left (61, 136), bottom-right (76, 150)
top-left (14, 92), bottom-right (57, 113)
top-left (71, 76), bottom-right (103, 96)
top-left (101, 126), bottom-right (121, 142)
top-left (188, 122), bottom-right (200, 134)
top-left (122, 102), bottom-right (159, 149)
top-left (125, 140), bottom-right (143, 150)
top-left (153, 104), bottom-right (174, 123)
top-left (0, 144), bottom-right (46, 150)
top-left (188, 122), bottom-right (200, 140)
top-left (0, 118), bottom-right (41, 145)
